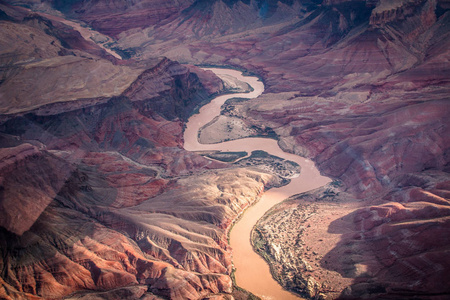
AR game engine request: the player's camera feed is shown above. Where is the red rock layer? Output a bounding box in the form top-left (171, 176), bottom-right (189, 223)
top-left (123, 58), bottom-right (224, 121)
top-left (1, 0), bottom-right (449, 299)
top-left (323, 176), bottom-right (450, 298)
top-left (137, 1), bottom-right (449, 298)
top-left (52, 0), bottom-right (196, 38)
top-left (0, 74), bottom-right (271, 299)
top-left (0, 5), bottom-right (272, 298)
top-left (0, 142), bottom-right (74, 235)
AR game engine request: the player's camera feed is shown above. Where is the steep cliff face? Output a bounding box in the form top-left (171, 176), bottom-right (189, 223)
top-left (183, 1), bottom-right (450, 298)
top-left (0, 4), bottom-right (280, 299)
top-left (0, 59), bottom-right (273, 300)
top-left (123, 58), bottom-right (224, 121)
top-left (0, 3), bottom-right (142, 115)
top-left (370, 0), bottom-right (434, 27)
top-left (50, 0), bottom-right (196, 38)
top-left (1, 0), bottom-right (449, 299)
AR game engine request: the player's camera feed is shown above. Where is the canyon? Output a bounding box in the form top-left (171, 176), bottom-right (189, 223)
top-left (1, 0), bottom-right (449, 300)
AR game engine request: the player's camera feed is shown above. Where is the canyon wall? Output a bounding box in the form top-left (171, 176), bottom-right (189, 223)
top-left (0, 4), bottom-right (281, 299)
top-left (148, 0), bottom-right (449, 298)
top-left (1, 0), bottom-right (449, 299)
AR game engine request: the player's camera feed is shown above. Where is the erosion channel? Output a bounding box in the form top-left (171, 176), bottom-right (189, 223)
top-left (184, 68), bottom-right (330, 300)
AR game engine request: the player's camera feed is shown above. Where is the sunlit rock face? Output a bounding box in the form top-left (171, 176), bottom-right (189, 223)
top-left (197, 2), bottom-right (449, 298)
top-left (1, 0), bottom-right (449, 299)
top-left (0, 73), bottom-right (236, 299)
top-left (0, 59), bottom-right (270, 299)
top-left (130, 0), bottom-right (447, 298)
top-left (0, 4), bottom-right (281, 299)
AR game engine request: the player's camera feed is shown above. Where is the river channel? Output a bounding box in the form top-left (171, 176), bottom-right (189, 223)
top-left (184, 68), bottom-right (330, 300)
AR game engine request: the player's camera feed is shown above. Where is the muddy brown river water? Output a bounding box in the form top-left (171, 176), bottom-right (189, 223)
top-left (184, 68), bottom-right (330, 300)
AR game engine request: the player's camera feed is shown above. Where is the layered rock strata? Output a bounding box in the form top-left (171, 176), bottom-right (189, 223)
top-left (0, 67), bottom-right (279, 300)
top-left (1, 0), bottom-right (449, 299)
top-left (160, 1), bottom-right (449, 298)
top-left (0, 4), bottom-right (286, 299)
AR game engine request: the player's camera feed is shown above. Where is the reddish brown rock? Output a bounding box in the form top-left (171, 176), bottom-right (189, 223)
top-left (50, 0), bottom-right (195, 38)
top-left (1, 1), bottom-right (449, 299)
top-left (0, 142), bottom-right (74, 235)
top-left (369, 0), bottom-right (433, 28)
top-left (0, 6), bottom-right (272, 296)
top-left (0, 4), bottom-right (143, 115)
top-left (123, 57), bottom-right (224, 121)
top-left (321, 179), bottom-right (450, 299)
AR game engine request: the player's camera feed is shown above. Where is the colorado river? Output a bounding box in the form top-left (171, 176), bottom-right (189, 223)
top-left (184, 68), bottom-right (330, 300)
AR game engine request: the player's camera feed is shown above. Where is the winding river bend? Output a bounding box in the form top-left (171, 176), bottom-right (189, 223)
top-left (184, 68), bottom-right (330, 300)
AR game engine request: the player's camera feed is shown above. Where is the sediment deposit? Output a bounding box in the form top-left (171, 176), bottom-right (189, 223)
top-left (1, 0), bottom-right (449, 299)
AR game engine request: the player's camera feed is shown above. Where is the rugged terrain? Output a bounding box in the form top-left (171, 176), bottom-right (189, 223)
top-left (0, 3), bottom-right (286, 299)
top-left (195, 1), bottom-right (450, 298)
top-left (1, 0), bottom-right (449, 299)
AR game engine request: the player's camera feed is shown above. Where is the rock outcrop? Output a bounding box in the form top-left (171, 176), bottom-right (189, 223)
top-left (0, 64), bottom-right (272, 300)
top-left (0, 4), bottom-right (280, 299)
top-left (50, 0), bottom-right (196, 38)
top-left (369, 0), bottom-right (434, 27)
top-left (163, 0), bottom-right (449, 298)
top-left (0, 3), bottom-right (142, 115)
top-left (0, 141), bottom-right (73, 235)
top-left (254, 176), bottom-right (450, 299)
top-left (1, 0), bottom-right (449, 299)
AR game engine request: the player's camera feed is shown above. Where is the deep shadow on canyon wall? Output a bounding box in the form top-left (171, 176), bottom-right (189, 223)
top-left (0, 4), bottom-right (275, 299)
top-left (0, 0), bottom-right (449, 299)
top-left (122, 0), bottom-right (449, 298)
